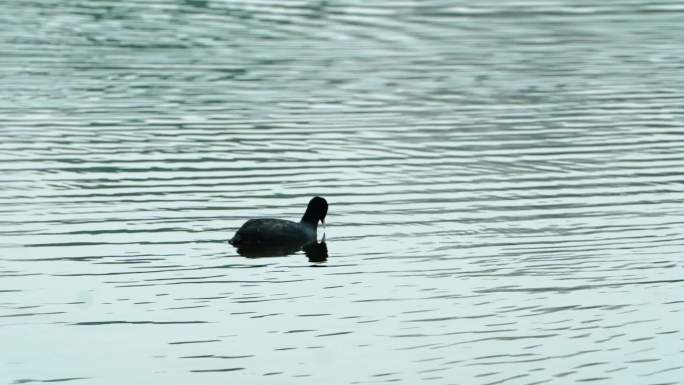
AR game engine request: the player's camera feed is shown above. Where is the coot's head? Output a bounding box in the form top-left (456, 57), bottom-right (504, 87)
top-left (301, 196), bottom-right (328, 227)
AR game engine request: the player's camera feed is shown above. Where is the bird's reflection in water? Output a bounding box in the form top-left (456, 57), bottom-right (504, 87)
top-left (236, 238), bottom-right (328, 263)
top-left (303, 240), bottom-right (328, 263)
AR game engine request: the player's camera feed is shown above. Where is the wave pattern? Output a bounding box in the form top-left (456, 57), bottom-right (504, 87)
top-left (1, 0), bottom-right (684, 384)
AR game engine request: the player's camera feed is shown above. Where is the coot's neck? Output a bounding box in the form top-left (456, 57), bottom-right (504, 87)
top-left (300, 211), bottom-right (320, 228)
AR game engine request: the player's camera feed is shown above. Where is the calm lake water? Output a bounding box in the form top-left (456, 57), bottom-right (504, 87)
top-left (2, 1), bottom-right (684, 384)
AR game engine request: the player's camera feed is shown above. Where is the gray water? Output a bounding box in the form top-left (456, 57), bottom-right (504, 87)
top-left (2, 1), bottom-right (684, 384)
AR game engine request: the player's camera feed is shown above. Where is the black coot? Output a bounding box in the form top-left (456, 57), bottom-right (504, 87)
top-left (229, 197), bottom-right (327, 252)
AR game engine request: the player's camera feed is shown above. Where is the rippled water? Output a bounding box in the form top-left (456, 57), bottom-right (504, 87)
top-left (2, 1), bottom-right (684, 384)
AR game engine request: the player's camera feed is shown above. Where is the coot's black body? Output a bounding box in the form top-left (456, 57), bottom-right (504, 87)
top-left (230, 218), bottom-right (314, 247)
top-left (229, 197), bottom-right (327, 253)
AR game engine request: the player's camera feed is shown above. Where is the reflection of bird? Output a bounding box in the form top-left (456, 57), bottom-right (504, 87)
top-left (236, 239), bottom-right (328, 260)
top-left (229, 197), bottom-right (327, 255)
top-left (304, 236), bottom-right (328, 263)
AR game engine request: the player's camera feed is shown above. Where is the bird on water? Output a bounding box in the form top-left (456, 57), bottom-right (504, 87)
top-left (229, 196), bottom-right (328, 252)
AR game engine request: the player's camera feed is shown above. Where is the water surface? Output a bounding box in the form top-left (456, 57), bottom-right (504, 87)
top-left (2, 1), bottom-right (684, 384)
